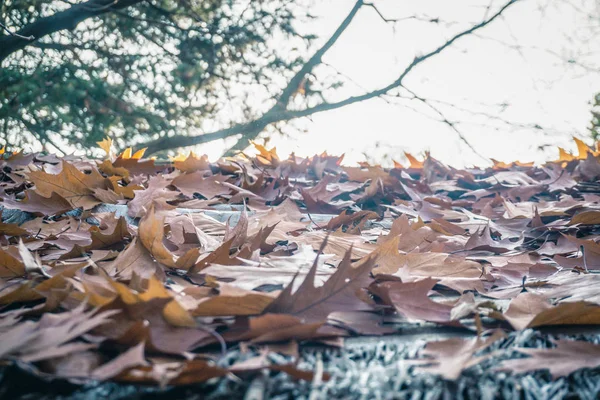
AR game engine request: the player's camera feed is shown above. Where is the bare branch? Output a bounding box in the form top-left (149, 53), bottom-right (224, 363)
top-left (364, 3), bottom-right (439, 25)
top-left (399, 85), bottom-right (488, 162)
top-left (0, 22), bottom-right (35, 40)
top-left (364, 2), bottom-right (402, 24)
top-left (277, 0), bottom-right (365, 108)
top-left (143, 0), bottom-right (519, 156)
top-left (0, 0), bottom-right (144, 64)
top-left (145, 0), bottom-right (365, 155)
top-left (284, 0), bottom-right (519, 119)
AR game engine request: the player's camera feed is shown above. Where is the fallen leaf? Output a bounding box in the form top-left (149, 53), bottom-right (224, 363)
top-left (370, 278), bottom-right (459, 324)
top-left (27, 161), bottom-right (107, 209)
top-left (493, 292), bottom-right (600, 329)
top-left (497, 339), bottom-right (600, 379)
top-left (0, 191), bottom-right (73, 216)
top-left (91, 341), bottom-right (148, 380)
top-left (138, 205), bottom-right (177, 267)
top-left (412, 330), bottom-right (506, 380)
top-left (264, 238), bottom-right (376, 320)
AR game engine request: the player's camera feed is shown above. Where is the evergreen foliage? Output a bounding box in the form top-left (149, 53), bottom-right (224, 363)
top-left (0, 0), bottom-right (313, 153)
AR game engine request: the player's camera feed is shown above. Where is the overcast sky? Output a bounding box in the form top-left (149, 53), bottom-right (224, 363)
top-left (211, 0), bottom-right (600, 168)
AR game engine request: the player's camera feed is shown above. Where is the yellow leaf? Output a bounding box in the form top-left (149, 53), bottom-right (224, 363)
top-left (132, 148), bottom-right (147, 160)
top-left (138, 275), bottom-right (171, 301)
top-left (96, 137), bottom-right (113, 157)
top-left (574, 137), bottom-right (590, 158)
top-left (404, 152), bottom-right (424, 168)
top-left (557, 147), bottom-right (575, 162)
top-left (491, 158), bottom-right (511, 169)
top-left (124, 276), bottom-right (196, 327)
top-left (557, 138), bottom-right (600, 162)
top-left (170, 152), bottom-right (211, 173)
top-left (98, 159), bottom-right (130, 179)
top-left (121, 147), bottom-right (133, 159)
top-left (251, 141), bottom-right (279, 165)
top-left (81, 284), bottom-right (117, 307)
top-left (169, 153), bottom-right (188, 162)
top-left (110, 280), bottom-right (140, 304)
top-left (163, 300), bottom-right (196, 327)
top-left (139, 277), bottom-right (195, 327)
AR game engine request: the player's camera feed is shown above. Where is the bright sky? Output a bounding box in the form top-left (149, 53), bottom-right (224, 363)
top-left (214, 0), bottom-right (600, 168)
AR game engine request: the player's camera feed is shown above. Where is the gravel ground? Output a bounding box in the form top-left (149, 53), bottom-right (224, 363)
top-left (1, 329), bottom-right (600, 400)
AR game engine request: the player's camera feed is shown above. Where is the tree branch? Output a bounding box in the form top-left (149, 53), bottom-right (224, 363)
top-left (0, 21), bottom-right (35, 40)
top-left (143, 0), bottom-right (519, 156)
top-left (364, 3), bottom-right (439, 25)
top-left (218, 0), bottom-right (366, 157)
top-left (284, 0), bottom-right (519, 119)
top-left (276, 0), bottom-right (364, 108)
top-left (0, 0), bottom-right (143, 64)
top-left (144, 0), bottom-right (365, 155)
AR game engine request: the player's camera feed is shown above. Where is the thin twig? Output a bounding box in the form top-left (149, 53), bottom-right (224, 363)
top-left (365, 2), bottom-right (441, 25)
top-left (144, 0), bottom-right (520, 155)
top-left (306, 212), bottom-right (323, 230)
top-left (581, 245), bottom-right (589, 272)
top-left (401, 84), bottom-right (489, 162)
top-left (364, 2), bottom-right (402, 23)
top-left (0, 22), bottom-right (34, 40)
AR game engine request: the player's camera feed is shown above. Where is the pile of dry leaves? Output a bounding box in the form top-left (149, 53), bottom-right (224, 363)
top-left (1, 137), bottom-right (600, 386)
